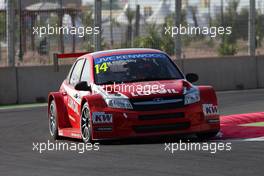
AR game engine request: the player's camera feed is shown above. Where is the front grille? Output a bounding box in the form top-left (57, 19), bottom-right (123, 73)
top-left (138, 112), bottom-right (184, 120)
top-left (131, 96), bottom-right (184, 111)
top-left (133, 122), bottom-right (190, 133)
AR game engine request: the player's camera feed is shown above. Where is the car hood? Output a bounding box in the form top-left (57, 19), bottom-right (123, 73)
top-left (93, 79), bottom-right (191, 100)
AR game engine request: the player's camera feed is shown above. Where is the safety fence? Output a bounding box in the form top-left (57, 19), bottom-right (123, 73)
top-left (0, 0), bottom-right (263, 66)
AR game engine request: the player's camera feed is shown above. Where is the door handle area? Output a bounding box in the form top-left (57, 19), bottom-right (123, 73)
top-left (74, 93), bottom-right (80, 99)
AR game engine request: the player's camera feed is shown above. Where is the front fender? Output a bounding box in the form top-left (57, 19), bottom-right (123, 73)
top-left (198, 86), bottom-right (218, 105)
top-left (48, 92), bottom-right (71, 129)
top-left (81, 94), bottom-right (107, 112)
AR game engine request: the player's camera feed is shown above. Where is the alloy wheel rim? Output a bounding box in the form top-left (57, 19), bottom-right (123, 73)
top-left (49, 103), bottom-right (56, 136)
top-left (81, 107), bottom-right (90, 141)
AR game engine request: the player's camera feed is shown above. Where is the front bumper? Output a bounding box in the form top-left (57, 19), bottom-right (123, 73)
top-left (91, 103), bottom-right (220, 140)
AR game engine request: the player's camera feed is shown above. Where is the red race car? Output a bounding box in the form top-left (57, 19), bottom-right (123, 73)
top-left (48, 48), bottom-right (220, 143)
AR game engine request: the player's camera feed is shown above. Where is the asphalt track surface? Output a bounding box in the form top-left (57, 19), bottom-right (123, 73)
top-left (1, 89), bottom-right (264, 176)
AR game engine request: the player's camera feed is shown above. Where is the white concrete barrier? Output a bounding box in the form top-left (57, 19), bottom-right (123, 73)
top-left (0, 65), bottom-right (71, 105)
top-left (177, 56), bottom-right (258, 90)
top-left (16, 65), bottom-right (71, 103)
top-left (0, 67), bottom-right (17, 104)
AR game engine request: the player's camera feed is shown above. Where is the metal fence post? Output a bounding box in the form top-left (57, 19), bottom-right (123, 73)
top-left (59, 0), bottom-right (64, 53)
top-left (53, 53), bottom-right (59, 72)
top-left (94, 0), bottom-right (102, 51)
top-left (7, 0), bottom-right (15, 67)
top-left (134, 4), bottom-right (140, 39)
top-left (249, 0), bottom-right (256, 56)
top-left (19, 0), bottom-right (23, 61)
top-left (175, 0), bottom-right (182, 59)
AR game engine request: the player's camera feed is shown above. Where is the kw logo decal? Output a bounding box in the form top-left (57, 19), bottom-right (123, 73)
top-left (203, 104), bottom-right (218, 116)
top-left (92, 112), bottom-right (113, 124)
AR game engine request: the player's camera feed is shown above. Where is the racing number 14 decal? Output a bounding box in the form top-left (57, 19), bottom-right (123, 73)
top-left (95, 63), bottom-right (108, 74)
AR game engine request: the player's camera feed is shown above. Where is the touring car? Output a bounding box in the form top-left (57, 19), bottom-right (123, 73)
top-left (48, 48), bottom-right (220, 143)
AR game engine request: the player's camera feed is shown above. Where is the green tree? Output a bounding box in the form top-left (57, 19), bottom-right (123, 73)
top-left (133, 23), bottom-right (162, 50)
top-left (133, 9), bottom-right (187, 55)
top-left (213, 0), bottom-right (240, 55)
top-left (81, 6), bottom-right (95, 51)
top-left (255, 11), bottom-right (264, 48)
top-left (0, 13), bottom-right (5, 41)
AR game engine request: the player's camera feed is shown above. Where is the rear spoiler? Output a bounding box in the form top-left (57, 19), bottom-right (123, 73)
top-left (53, 52), bottom-right (90, 72)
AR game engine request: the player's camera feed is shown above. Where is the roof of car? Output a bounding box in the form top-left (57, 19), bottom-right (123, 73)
top-left (90, 48), bottom-right (164, 59)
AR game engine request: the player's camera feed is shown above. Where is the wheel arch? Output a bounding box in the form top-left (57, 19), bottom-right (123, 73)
top-left (198, 85), bottom-right (218, 105)
top-left (48, 92), bottom-right (71, 129)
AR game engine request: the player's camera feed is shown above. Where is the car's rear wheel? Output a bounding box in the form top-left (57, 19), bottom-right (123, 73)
top-left (49, 100), bottom-right (59, 140)
top-left (81, 103), bottom-right (92, 143)
top-left (196, 131), bottom-right (219, 140)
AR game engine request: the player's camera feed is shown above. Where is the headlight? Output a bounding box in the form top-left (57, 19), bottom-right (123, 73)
top-left (105, 98), bottom-right (133, 109)
top-left (184, 87), bottom-right (200, 105)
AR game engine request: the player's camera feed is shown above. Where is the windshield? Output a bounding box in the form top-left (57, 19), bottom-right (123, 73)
top-left (93, 53), bottom-right (183, 85)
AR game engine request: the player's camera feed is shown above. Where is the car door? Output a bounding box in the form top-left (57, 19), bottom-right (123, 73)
top-left (65, 58), bottom-right (85, 128)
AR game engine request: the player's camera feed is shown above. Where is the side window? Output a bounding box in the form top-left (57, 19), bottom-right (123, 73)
top-left (69, 59), bottom-right (85, 86)
top-left (80, 60), bottom-right (91, 83)
top-left (67, 62), bottom-right (76, 81)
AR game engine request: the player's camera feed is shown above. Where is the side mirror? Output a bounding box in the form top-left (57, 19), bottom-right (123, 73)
top-left (186, 73), bottom-right (199, 83)
top-left (75, 81), bottom-right (91, 91)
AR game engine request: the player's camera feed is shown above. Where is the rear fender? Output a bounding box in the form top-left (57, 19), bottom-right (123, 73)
top-left (48, 92), bottom-right (71, 129)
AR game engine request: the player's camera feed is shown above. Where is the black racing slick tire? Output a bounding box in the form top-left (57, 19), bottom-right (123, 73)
top-left (80, 103), bottom-right (92, 143)
top-left (48, 100), bottom-right (59, 140)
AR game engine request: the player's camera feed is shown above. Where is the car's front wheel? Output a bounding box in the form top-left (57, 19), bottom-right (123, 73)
top-left (48, 100), bottom-right (59, 140)
top-left (80, 103), bottom-right (92, 143)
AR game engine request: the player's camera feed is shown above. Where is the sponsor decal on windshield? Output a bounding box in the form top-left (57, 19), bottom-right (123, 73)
top-left (94, 53), bottom-right (167, 74)
top-left (94, 53), bottom-right (167, 64)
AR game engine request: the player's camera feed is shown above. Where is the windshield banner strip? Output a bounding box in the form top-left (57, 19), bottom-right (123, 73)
top-left (94, 53), bottom-right (167, 64)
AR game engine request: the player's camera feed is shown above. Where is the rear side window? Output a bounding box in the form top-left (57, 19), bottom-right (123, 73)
top-left (80, 60), bottom-right (91, 83)
top-left (69, 59), bottom-right (85, 86)
top-left (67, 62), bottom-right (76, 81)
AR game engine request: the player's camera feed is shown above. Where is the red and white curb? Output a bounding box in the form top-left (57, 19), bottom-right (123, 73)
top-left (219, 112), bottom-right (264, 141)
